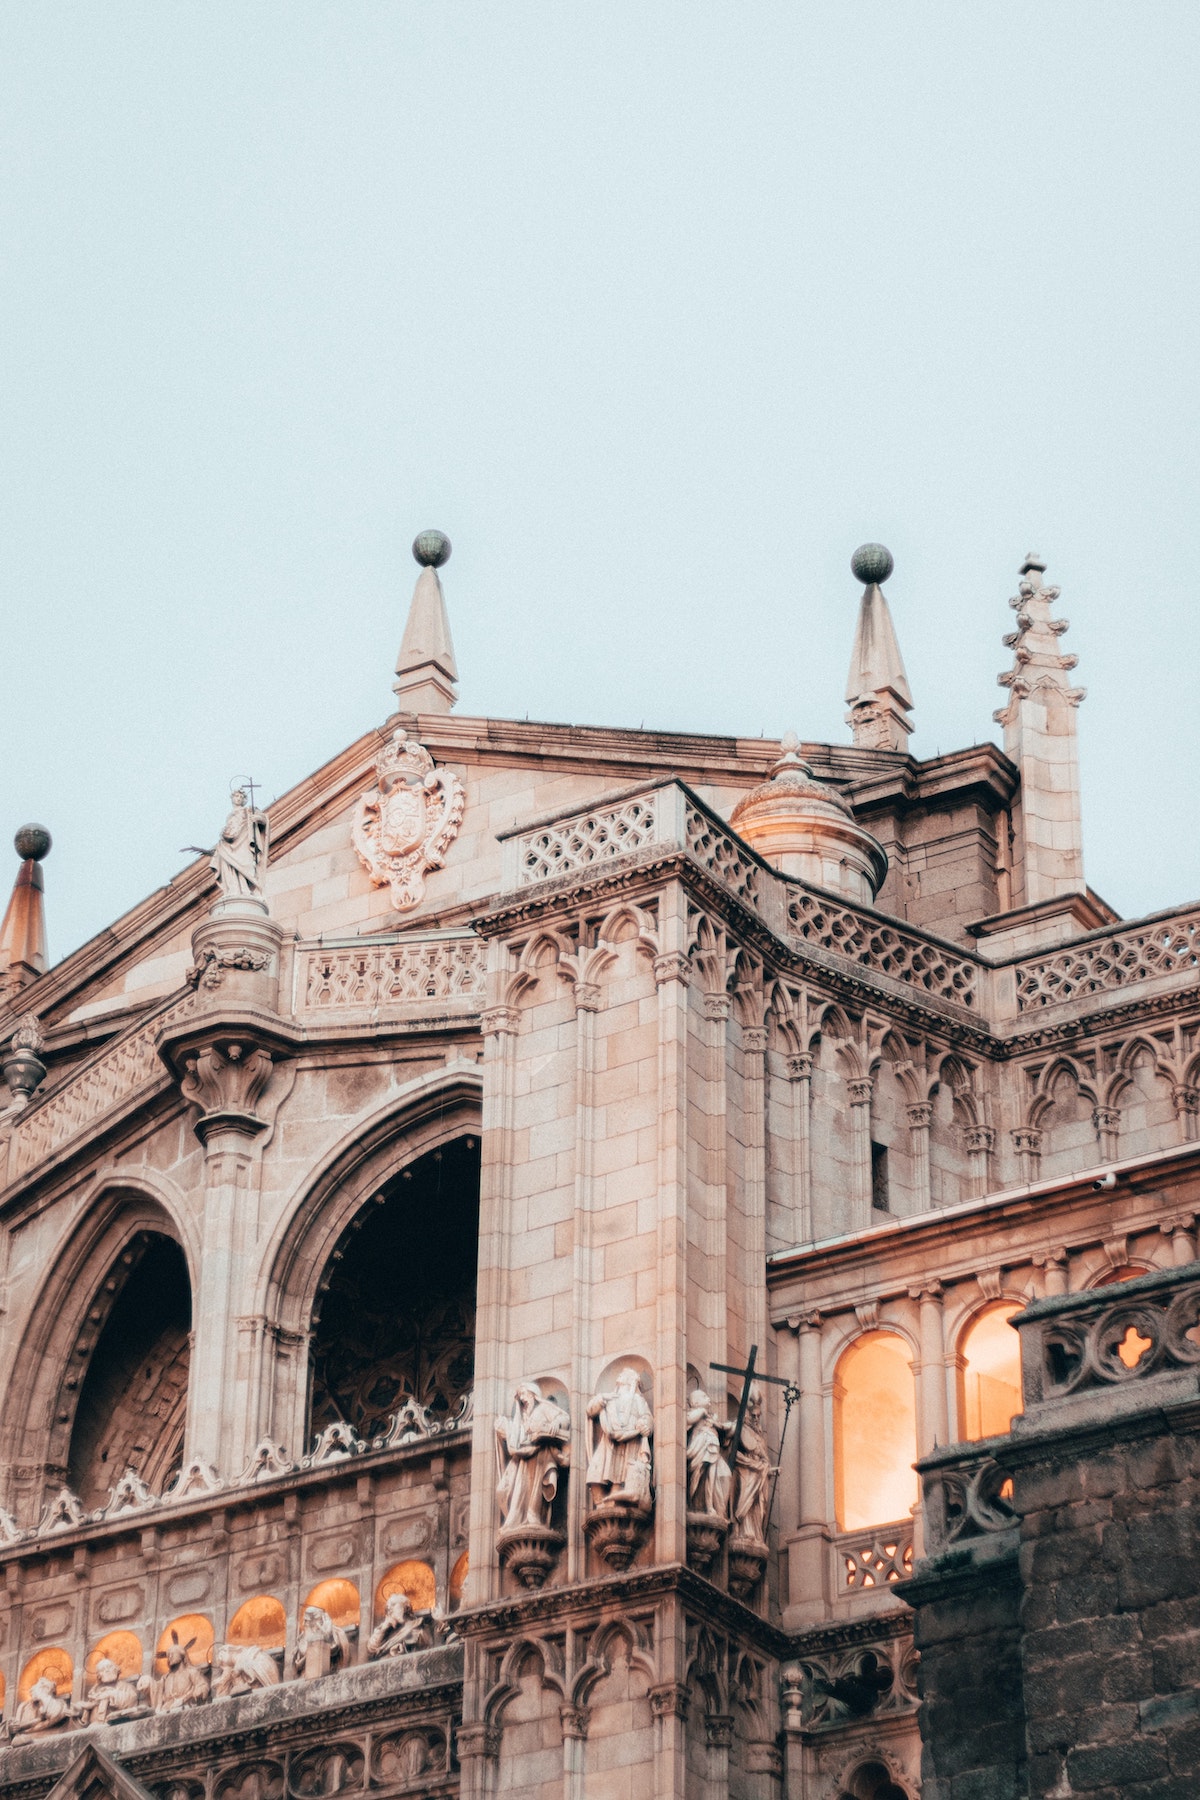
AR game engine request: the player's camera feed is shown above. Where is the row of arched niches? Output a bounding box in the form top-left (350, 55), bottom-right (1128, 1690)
top-left (0, 1559), bottom-right (467, 1719)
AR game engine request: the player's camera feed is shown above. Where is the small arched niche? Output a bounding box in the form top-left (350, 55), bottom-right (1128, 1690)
top-left (303, 1579), bottom-right (360, 1631)
top-left (227, 1596), bottom-right (286, 1648)
top-left (959, 1304), bottom-right (1022, 1440)
top-left (375, 1560), bottom-right (435, 1617)
top-left (155, 1616), bottom-right (214, 1671)
top-left (308, 1136), bottom-right (479, 1442)
top-left (66, 1232), bottom-right (191, 1509)
top-left (837, 1760), bottom-right (911, 1800)
top-left (86, 1631), bottom-right (143, 1682)
top-left (18, 1648), bottom-right (73, 1703)
top-left (834, 1332), bottom-right (918, 1531)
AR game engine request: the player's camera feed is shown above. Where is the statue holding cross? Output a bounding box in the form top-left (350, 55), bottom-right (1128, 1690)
top-left (211, 779), bottom-right (270, 904)
top-left (710, 1344), bottom-right (799, 1552)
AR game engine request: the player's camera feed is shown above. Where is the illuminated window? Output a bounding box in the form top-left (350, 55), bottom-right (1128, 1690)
top-left (1095, 1264), bottom-right (1154, 1286)
top-left (227, 1596), bottom-right (286, 1647)
top-left (834, 1332), bottom-right (918, 1530)
top-left (960, 1305), bottom-right (1022, 1440)
top-left (449, 1550), bottom-right (468, 1611)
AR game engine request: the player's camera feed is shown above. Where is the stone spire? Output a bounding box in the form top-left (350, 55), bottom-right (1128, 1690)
top-left (393, 530), bottom-right (458, 715)
top-left (0, 825), bottom-right (51, 1001)
top-left (994, 553), bottom-right (1086, 906)
top-left (844, 543), bottom-right (913, 753)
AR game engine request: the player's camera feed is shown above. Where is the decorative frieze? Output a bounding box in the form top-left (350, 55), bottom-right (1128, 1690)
top-left (299, 933), bottom-right (486, 1012)
top-left (1013, 905), bottom-right (1200, 1011)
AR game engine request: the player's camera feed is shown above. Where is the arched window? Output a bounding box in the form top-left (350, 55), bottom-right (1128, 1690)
top-left (834, 1333), bottom-right (918, 1531)
top-left (227, 1596), bottom-right (286, 1648)
top-left (960, 1305), bottom-right (1022, 1440)
top-left (837, 1760), bottom-right (910, 1800)
top-left (18, 1648), bottom-right (72, 1703)
top-left (86, 1632), bottom-right (143, 1684)
top-left (1094, 1264), bottom-right (1154, 1287)
top-left (308, 1136), bottom-right (479, 1442)
top-left (303, 1579), bottom-right (360, 1631)
top-left (375, 1560), bottom-right (435, 1616)
top-left (67, 1234), bottom-right (190, 1507)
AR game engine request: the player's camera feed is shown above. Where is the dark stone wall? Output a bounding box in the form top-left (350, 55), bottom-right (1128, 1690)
top-left (1016, 1416), bottom-right (1200, 1799)
top-left (901, 1266), bottom-right (1200, 1800)
top-left (902, 1548), bottom-right (1024, 1800)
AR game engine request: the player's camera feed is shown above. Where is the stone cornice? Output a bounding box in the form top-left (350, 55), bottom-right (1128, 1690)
top-left (453, 1561), bottom-right (791, 1659)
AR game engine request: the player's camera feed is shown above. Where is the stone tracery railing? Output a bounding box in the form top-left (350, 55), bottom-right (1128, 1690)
top-left (299, 933), bottom-right (487, 1011)
top-left (1015, 1262), bottom-right (1200, 1404)
top-left (786, 890), bottom-right (978, 1009)
top-left (1012, 906), bottom-right (1200, 1011)
top-left (511, 791), bottom-right (661, 885)
top-left (6, 995), bottom-right (194, 1183)
top-left (834, 1521), bottom-right (914, 1593)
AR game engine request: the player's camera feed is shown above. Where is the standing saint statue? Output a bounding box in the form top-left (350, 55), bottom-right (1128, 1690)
top-left (732, 1385), bottom-right (775, 1548)
top-left (585, 1368), bottom-right (654, 1509)
top-left (685, 1387), bottom-right (733, 1519)
top-left (494, 1382), bottom-right (571, 1533)
top-left (211, 787), bottom-right (269, 901)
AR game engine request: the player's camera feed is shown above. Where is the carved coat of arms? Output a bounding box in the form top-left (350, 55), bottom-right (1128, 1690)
top-left (352, 729), bottom-right (465, 911)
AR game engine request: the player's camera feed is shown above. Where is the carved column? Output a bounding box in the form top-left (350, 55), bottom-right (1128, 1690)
top-left (456, 1722), bottom-right (501, 1800)
top-left (847, 1076), bottom-right (874, 1229)
top-left (907, 1100), bottom-right (933, 1211)
top-left (649, 1680), bottom-right (690, 1800)
top-left (1036, 1248), bottom-right (1069, 1296)
top-left (785, 1052), bottom-right (813, 1245)
top-left (910, 1283), bottom-right (949, 1453)
top-left (1011, 1125), bottom-right (1043, 1185)
top-left (469, 996), bottom-right (521, 1603)
top-left (703, 989), bottom-right (731, 1368)
top-left (1173, 1086), bottom-right (1200, 1144)
top-left (783, 1309), bottom-right (827, 1626)
top-left (560, 1703), bottom-right (588, 1800)
top-left (1161, 1215), bottom-right (1197, 1266)
top-left (568, 978), bottom-right (600, 1583)
top-left (653, 893), bottom-right (691, 1570)
top-left (1093, 1105), bottom-right (1120, 1163)
top-left (965, 1124), bottom-right (995, 1199)
top-left (740, 1022), bottom-right (769, 1346)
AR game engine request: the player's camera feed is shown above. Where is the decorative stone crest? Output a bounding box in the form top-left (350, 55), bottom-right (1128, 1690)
top-left (352, 729), bottom-right (465, 911)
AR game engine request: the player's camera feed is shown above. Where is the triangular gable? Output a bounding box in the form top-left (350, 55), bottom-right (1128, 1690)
top-left (43, 1744), bottom-right (158, 1800)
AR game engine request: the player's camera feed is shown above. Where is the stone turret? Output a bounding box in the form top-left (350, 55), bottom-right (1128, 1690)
top-left (0, 825), bottom-right (51, 1002)
top-left (994, 553), bottom-right (1086, 907)
top-left (845, 543), bottom-right (913, 752)
top-left (393, 530), bottom-right (458, 714)
top-left (730, 733), bottom-right (887, 903)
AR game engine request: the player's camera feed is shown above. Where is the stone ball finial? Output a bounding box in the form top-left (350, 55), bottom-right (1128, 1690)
top-left (412, 530), bottom-right (452, 569)
top-left (850, 543), bottom-right (893, 587)
top-left (14, 825), bottom-right (51, 862)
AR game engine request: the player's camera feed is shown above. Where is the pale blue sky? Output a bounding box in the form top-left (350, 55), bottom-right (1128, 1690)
top-left (3, 3), bottom-right (1198, 961)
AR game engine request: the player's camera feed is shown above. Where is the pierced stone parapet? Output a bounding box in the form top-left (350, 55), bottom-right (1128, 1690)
top-left (834, 1523), bottom-right (914, 1593)
top-left (512, 793), bottom-right (661, 885)
top-left (922, 1453), bottom-right (1017, 1554)
top-left (1014, 1261), bottom-right (1200, 1408)
top-left (1013, 905), bottom-right (1200, 1011)
top-left (299, 932), bottom-right (486, 1011)
top-left (786, 888), bottom-right (978, 1008)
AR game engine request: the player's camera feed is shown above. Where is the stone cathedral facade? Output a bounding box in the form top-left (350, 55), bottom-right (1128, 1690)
top-left (0, 535), bottom-right (1198, 1800)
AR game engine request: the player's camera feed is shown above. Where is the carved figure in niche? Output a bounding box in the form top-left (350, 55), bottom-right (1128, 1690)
top-left (211, 789), bottom-right (269, 902)
top-left (367, 1591), bottom-right (427, 1659)
top-left (732, 1385), bottom-right (775, 1549)
top-left (293, 1606), bottom-right (350, 1681)
top-left (494, 1383), bottom-right (571, 1532)
top-left (146, 1633), bottom-right (210, 1711)
top-left (586, 1368), bottom-right (654, 1509)
top-left (211, 1643), bottom-right (281, 1698)
top-left (291, 1749), bottom-right (362, 1797)
top-left (10, 1677), bottom-right (73, 1742)
top-left (351, 729), bottom-right (465, 912)
top-left (685, 1388), bottom-right (732, 1518)
top-left (78, 1657), bottom-right (149, 1725)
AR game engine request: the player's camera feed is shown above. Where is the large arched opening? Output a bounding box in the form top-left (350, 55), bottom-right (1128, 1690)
top-left (308, 1134), bottom-right (480, 1442)
top-left (67, 1233), bottom-right (191, 1506)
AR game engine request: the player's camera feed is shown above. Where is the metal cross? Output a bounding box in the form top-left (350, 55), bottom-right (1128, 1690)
top-left (238, 776), bottom-right (262, 811)
top-left (709, 1344), bottom-right (796, 1465)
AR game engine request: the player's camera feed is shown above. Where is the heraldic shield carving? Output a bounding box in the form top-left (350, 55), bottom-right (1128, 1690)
top-left (352, 729), bottom-right (466, 911)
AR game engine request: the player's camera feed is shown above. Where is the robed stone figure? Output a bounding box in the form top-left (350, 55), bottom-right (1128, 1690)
top-left (212, 788), bottom-right (269, 901)
top-left (586, 1368), bottom-right (654, 1508)
top-left (495, 1382), bottom-right (571, 1532)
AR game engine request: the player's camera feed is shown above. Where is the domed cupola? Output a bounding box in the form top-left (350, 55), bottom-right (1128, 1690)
top-left (729, 733), bottom-right (887, 904)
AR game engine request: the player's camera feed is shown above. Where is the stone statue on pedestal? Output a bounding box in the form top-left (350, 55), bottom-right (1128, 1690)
top-left (585, 1368), bottom-right (654, 1508)
top-left (211, 789), bottom-right (269, 902)
top-left (367, 1591), bottom-right (427, 1659)
top-left (495, 1384), bottom-right (571, 1533)
top-left (78, 1657), bottom-right (149, 1725)
top-left (293, 1606), bottom-right (349, 1680)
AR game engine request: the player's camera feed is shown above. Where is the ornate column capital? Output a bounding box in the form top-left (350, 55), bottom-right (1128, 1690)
top-left (705, 1713), bottom-right (734, 1748)
top-left (906, 1101), bottom-right (933, 1129)
top-left (158, 1010), bottom-right (300, 1147)
top-left (1011, 1125), bottom-right (1043, 1153)
top-left (907, 1280), bottom-right (944, 1305)
top-left (741, 1025), bottom-right (769, 1055)
top-left (649, 1681), bottom-right (690, 1722)
top-left (653, 951), bottom-right (691, 988)
top-left (847, 1076), bottom-right (873, 1107)
top-left (573, 983), bottom-right (602, 1014)
top-left (455, 1722), bottom-right (502, 1761)
top-left (559, 1703), bottom-right (588, 1741)
top-left (480, 1005), bottom-right (520, 1036)
top-left (703, 992), bottom-right (731, 1023)
top-left (785, 1051), bottom-right (813, 1082)
top-left (785, 1307), bottom-right (823, 1333)
top-left (965, 1124), bottom-right (995, 1154)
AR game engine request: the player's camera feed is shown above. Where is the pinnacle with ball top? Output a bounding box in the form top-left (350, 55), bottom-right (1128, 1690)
top-left (412, 530), bottom-right (452, 568)
top-left (851, 543), bottom-right (893, 587)
top-left (14, 825), bottom-right (51, 863)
